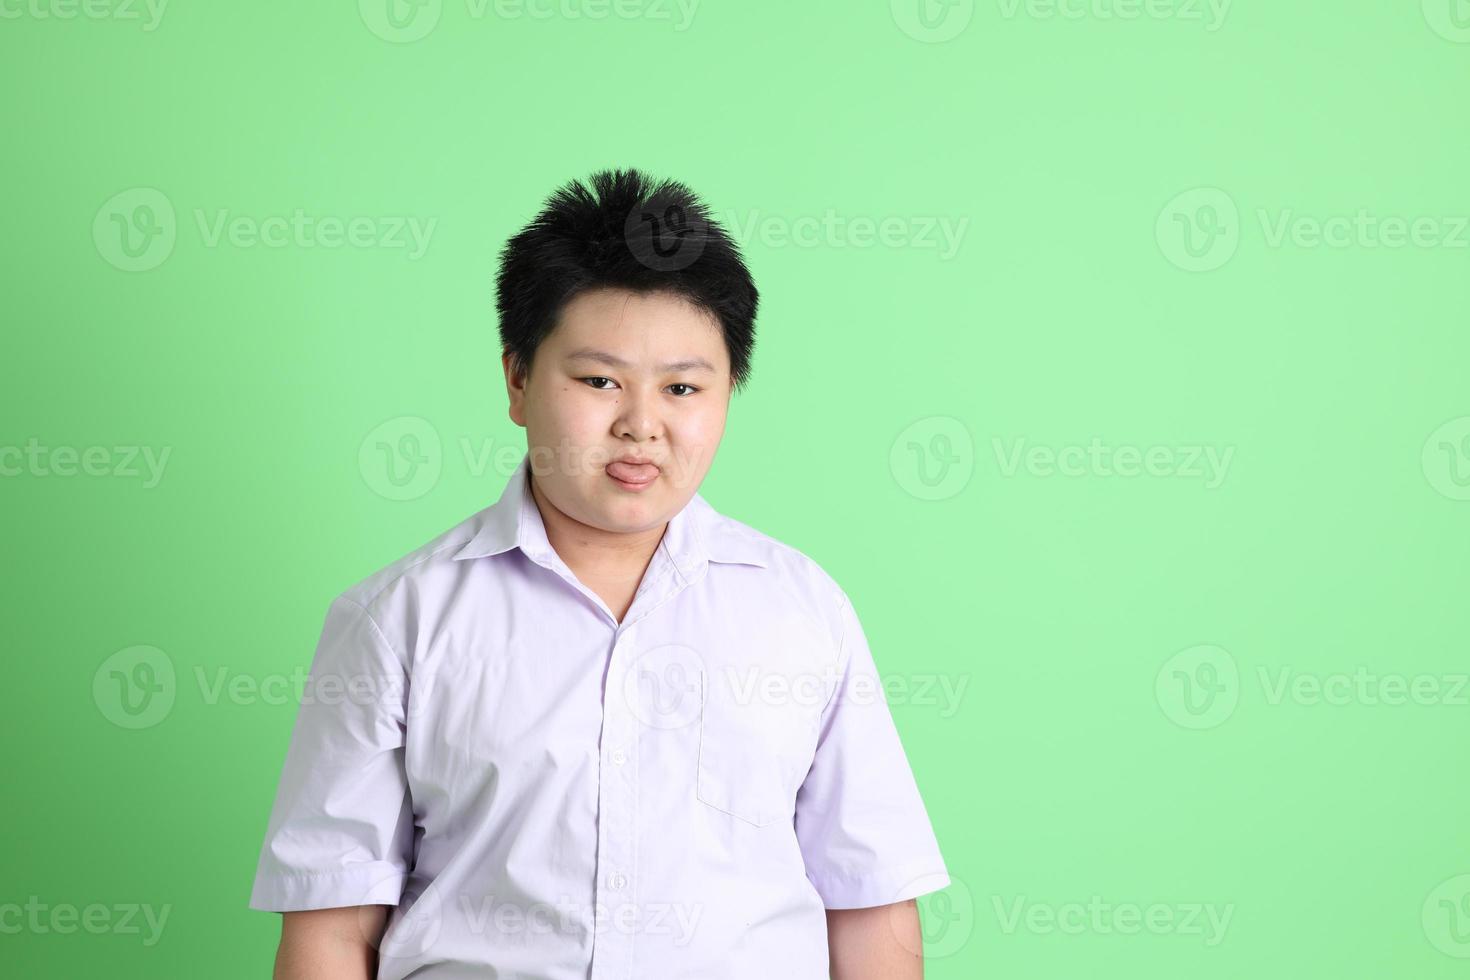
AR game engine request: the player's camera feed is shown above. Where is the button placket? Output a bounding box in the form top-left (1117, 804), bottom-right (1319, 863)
top-left (588, 552), bottom-right (704, 978)
top-left (590, 623), bottom-right (639, 980)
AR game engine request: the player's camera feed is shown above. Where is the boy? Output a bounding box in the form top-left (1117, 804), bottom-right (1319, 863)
top-left (248, 169), bottom-right (950, 979)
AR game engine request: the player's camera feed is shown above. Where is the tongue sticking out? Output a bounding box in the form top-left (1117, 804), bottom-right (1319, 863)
top-left (607, 461), bottom-right (658, 485)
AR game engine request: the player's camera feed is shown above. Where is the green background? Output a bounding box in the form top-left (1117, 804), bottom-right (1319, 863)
top-left (4, 1), bottom-right (1469, 976)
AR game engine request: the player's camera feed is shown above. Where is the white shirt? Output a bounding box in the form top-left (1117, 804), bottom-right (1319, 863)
top-left (249, 450), bottom-right (949, 979)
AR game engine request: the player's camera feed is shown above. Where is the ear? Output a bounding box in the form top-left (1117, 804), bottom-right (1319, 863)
top-left (504, 351), bottom-right (528, 428)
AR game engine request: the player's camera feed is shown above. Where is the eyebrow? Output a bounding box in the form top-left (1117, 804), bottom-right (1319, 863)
top-left (562, 347), bottom-right (717, 374)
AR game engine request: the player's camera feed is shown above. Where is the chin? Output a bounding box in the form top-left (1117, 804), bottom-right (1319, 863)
top-left (599, 490), bottom-right (665, 520)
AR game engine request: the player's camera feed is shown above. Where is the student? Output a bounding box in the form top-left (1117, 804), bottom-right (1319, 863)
top-left (248, 168), bottom-right (950, 979)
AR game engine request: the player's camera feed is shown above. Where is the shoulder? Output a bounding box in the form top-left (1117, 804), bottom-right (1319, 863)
top-left (332, 505), bottom-right (490, 623)
top-left (697, 501), bottom-right (853, 640)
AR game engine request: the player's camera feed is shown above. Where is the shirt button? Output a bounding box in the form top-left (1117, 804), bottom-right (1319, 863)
top-left (608, 872), bottom-right (628, 890)
top-left (610, 748), bottom-right (627, 765)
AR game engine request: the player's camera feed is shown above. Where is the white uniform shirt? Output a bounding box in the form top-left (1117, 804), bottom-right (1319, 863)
top-left (249, 451), bottom-right (950, 979)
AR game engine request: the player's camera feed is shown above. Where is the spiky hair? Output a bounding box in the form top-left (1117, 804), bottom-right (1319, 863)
top-left (495, 168), bottom-right (759, 392)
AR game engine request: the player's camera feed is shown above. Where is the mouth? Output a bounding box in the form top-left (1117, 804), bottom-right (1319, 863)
top-left (605, 460), bottom-right (660, 492)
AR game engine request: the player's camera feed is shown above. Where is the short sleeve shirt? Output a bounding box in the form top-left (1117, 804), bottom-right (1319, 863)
top-left (248, 450), bottom-right (949, 979)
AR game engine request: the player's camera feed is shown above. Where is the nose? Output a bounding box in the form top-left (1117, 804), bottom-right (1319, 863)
top-left (612, 384), bottom-right (661, 443)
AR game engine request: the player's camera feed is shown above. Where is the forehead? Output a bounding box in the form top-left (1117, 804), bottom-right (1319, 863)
top-left (548, 288), bottom-right (727, 363)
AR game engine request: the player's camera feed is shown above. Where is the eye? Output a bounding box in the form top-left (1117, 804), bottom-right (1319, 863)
top-left (580, 377), bottom-right (701, 397)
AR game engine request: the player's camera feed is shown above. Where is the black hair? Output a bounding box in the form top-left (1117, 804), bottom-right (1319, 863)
top-left (495, 168), bottom-right (758, 393)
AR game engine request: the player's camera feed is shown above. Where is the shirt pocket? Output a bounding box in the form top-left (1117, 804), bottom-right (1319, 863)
top-left (694, 663), bottom-right (823, 828)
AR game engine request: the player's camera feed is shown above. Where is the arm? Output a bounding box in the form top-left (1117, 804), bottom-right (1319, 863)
top-left (272, 906), bottom-right (388, 980)
top-left (249, 596), bottom-right (415, 972)
top-left (826, 899), bottom-right (924, 980)
top-left (799, 593), bottom-right (948, 978)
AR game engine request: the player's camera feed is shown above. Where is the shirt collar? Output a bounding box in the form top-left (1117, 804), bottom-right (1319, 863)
top-left (451, 450), bottom-right (769, 574)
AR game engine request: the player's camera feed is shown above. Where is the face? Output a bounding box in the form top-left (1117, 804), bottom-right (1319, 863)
top-left (504, 287), bottom-right (733, 537)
